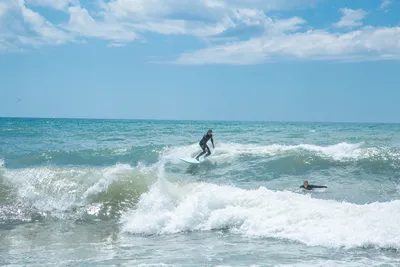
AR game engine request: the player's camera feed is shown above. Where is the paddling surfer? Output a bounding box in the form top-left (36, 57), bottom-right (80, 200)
top-left (300, 180), bottom-right (327, 190)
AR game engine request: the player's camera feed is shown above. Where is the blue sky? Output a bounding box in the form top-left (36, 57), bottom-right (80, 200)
top-left (1, 0), bottom-right (400, 123)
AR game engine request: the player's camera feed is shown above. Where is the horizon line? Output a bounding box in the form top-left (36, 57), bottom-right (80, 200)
top-left (1, 115), bottom-right (399, 125)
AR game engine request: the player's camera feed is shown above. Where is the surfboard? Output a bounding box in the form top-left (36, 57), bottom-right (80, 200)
top-left (179, 157), bottom-right (202, 164)
top-left (180, 142), bottom-right (215, 164)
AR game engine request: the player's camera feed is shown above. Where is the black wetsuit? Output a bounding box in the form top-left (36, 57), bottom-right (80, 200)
top-left (300, 185), bottom-right (327, 190)
top-left (196, 133), bottom-right (214, 160)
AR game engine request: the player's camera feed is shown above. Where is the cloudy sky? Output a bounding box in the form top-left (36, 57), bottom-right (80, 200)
top-left (1, 0), bottom-right (399, 122)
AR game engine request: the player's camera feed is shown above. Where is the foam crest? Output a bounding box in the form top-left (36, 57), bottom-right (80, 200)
top-left (161, 142), bottom-right (378, 163)
top-left (161, 143), bottom-right (201, 163)
top-left (216, 142), bottom-right (369, 161)
top-left (81, 164), bottom-right (134, 200)
top-left (2, 163), bottom-right (159, 218)
top-left (122, 181), bottom-right (400, 249)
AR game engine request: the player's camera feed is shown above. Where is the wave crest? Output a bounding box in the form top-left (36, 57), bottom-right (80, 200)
top-left (121, 180), bottom-right (400, 250)
top-left (0, 163), bottom-right (160, 222)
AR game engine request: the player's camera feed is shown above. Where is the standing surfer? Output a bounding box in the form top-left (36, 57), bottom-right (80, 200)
top-left (195, 129), bottom-right (215, 161)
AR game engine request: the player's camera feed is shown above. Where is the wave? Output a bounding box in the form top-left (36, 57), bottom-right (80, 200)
top-left (2, 145), bottom-right (400, 250)
top-left (121, 180), bottom-right (400, 250)
top-left (163, 142), bottom-right (400, 173)
top-left (4, 142), bottom-right (400, 180)
top-left (2, 141), bottom-right (400, 232)
top-left (0, 162), bottom-right (162, 223)
top-left (4, 142), bottom-right (400, 171)
top-left (164, 142), bottom-right (379, 162)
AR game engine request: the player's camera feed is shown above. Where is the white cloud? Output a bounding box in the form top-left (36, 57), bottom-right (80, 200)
top-left (100, 0), bottom-right (231, 35)
top-left (18, 1), bottom-right (71, 44)
top-left (175, 26), bottom-right (400, 65)
top-left (0, 0), bottom-right (320, 52)
top-left (0, 0), bottom-right (72, 51)
top-left (98, 1), bottom-right (268, 39)
top-left (130, 17), bottom-right (234, 37)
top-left (100, 0), bottom-right (320, 30)
top-left (101, 0), bottom-right (317, 19)
top-left (1, 0), bottom-right (400, 66)
top-left (334, 8), bottom-right (367, 28)
top-left (220, 0), bottom-right (319, 11)
top-left (26, 0), bottom-right (78, 11)
top-left (102, 0), bottom-right (170, 19)
top-left (0, 40), bottom-right (22, 53)
top-left (0, 2), bottom-right (8, 17)
top-left (265, 17), bottom-right (306, 34)
top-left (64, 6), bottom-right (138, 43)
top-left (108, 43), bottom-right (126, 48)
top-left (203, 0), bottom-right (225, 9)
top-left (379, 0), bottom-right (391, 10)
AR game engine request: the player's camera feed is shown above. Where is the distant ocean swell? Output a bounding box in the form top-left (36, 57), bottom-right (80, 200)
top-left (3, 145), bottom-right (163, 168)
top-left (1, 141), bottom-right (400, 249)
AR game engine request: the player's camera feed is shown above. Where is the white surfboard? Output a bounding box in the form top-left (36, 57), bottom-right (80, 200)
top-left (179, 157), bottom-right (202, 164)
top-left (180, 140), bottom-right (215, 164)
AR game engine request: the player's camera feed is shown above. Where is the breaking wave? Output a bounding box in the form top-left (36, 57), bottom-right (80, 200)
top-left (121, 179), bottom-right (400, 250)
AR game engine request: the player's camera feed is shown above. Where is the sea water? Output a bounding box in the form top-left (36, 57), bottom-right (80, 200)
top-left (1, 118), bottom-right (400, 266)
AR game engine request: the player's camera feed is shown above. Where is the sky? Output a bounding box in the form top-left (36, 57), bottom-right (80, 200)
top-left (1, 0), bottom-right (400, 123)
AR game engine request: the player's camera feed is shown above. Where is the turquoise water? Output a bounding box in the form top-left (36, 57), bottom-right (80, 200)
top-left (1, 117), bottom-right (400, 266)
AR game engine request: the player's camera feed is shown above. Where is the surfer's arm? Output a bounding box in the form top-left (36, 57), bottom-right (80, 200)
top-left (211, 137), bottom-right (215, 148)
top-left (311, 185), bottom-right (327, 188)
top-left (308, 185), bottom-right (327, 189)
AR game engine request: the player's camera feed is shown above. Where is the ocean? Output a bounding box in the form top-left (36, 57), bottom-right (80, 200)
top-left (1, 117), bottom-right (400, 266)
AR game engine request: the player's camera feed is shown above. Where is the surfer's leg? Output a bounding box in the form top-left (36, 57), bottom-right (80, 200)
top-left (196, 151), bottom-right (205, 160)
top-left (204, 145), bottom-right (211, 158)
top-left (196, 144), bottom-right (206, 160)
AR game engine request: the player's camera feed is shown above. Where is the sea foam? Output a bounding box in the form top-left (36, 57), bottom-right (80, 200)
top-left (121, 179), bottom-right (400, 249)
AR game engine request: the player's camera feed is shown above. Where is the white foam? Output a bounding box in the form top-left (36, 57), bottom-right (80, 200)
top-left (121, 180), bottom-right (400, 249)
top-left (81, 163), bottom-right (133, 200)
top-left (161, 142), bottom-right (379, 163)
top-left (2, 163), bottom-right (159, 217)
top-left (161, 143), bottom-right (201, 163)
top-left (111, 147), bottom-right (129, 155)
top-left (276, 257), bottom-right (400, 267)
